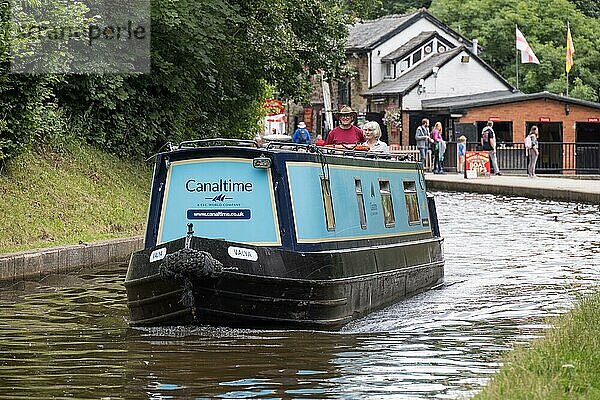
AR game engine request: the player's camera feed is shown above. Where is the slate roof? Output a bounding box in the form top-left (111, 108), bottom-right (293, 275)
top-left (345, 10), bottom-right (476, 53)
top-left (346, 13), bottom-right (416, 52)
top-left (363, 46), bottom-right (514, 97)
top-left (380, 31), bottom-right (438, 62)
top-left (422, 91), bottom-right (600, 111)
top-left (363, 47), bottom-right (463, 96)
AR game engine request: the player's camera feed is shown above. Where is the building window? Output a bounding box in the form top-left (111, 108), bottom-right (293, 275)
top-left (355, 178), bottom-right (367, 229)
top-left (379, 180), bottom-right (395, 228)
top-left (384, 62), bottom-right (394, 79)
top-left (321, 176), bottom-right (335, 231)
top-left (412, 49), bottom-right (422, 64)
top-left (403, 181), bottom-right (420, 225)
top-left (338, 79), bottom-right (351, 106)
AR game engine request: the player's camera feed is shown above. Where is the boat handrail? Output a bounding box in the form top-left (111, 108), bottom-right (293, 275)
top-left (178, 138), bottom-right (259, 149)
top-left (265, 141), bottom-right (416, 162)
top-left (172, 138), bottom-right (416, 162)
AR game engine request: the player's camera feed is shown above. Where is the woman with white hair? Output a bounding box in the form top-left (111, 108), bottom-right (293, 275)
top-left (362, 121), bottom-right (389, 153)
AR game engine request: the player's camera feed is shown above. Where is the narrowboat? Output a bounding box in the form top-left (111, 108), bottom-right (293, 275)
top-left (125, 139), bottom-right (444, 329)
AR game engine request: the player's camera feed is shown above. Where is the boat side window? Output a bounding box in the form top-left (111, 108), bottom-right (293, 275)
top-left (354, 178), bottom-right (367, 229)
top-left (403, 180), bottom-right (421, 225)
top-left (379, 180), bottom-right (395, 228)
top-left (320, 176), bottom-right (336, 231)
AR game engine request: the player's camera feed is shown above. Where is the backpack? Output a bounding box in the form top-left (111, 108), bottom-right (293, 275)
top-left (525, 135), bottom-right (532, 149)
top-left (299, 129), bottom-right (309, 143)
top-left (481, 127), bottom-right (493, 150)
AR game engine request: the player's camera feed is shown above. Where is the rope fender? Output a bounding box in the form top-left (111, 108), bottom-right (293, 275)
top-left (159, 248), bottom-right (224, 308)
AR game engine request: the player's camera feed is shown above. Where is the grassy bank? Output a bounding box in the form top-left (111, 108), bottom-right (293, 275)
top-left (0, 142), bottom-right (152, 254)
top-left (475, 291), bottom-right (600, 399)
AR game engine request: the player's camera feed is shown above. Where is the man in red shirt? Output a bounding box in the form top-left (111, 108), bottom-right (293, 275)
top-left (324, 105), bottom-right (366, 145)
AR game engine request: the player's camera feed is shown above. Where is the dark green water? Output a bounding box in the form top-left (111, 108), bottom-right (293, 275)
top-left (1, 192), bottom-right (599, 399)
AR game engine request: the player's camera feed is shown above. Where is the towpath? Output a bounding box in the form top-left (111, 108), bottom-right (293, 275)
top-left (425, 173), bottom-right (600, 205)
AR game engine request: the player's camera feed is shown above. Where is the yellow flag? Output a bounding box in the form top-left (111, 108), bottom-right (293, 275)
top-left (566, 26), bottom-right (574, 73)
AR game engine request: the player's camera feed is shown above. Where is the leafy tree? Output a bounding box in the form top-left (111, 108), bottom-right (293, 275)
top-left (368, 0), bottom-right (432, 18)
top-left (55, 0), bottom-right (377, 158)
top-left (569, 0), bottom-right (600, 18)
top-left (429, 0), bottom-right (600, 101)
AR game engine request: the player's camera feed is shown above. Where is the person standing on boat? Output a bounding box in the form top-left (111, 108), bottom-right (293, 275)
top-left (292, 122), bottom-right (311, 144)
top-left (362, 121), bottom-right (389, 153)
top-left (415, 118), bottom-right (434, 166)
top-left (324, 105), bottom-right (366, 145)
top-left (481, 121), bottom-right (502, 175)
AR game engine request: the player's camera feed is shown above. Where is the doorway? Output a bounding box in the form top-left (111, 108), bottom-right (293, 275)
top-left (575, 122), bottom-right (600, 174)
top-left (526, 122), bottom-right (563, 173)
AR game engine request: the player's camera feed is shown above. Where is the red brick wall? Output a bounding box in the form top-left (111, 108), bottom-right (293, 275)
top-left (458, 98), bottom-right (600, 142)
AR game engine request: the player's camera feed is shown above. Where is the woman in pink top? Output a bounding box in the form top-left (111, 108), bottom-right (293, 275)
top-left (431, 122), bottom-right (444, 174)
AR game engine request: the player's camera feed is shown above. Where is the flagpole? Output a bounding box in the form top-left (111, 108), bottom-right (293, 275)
top-left (515, 24), bottom-right (519, 90)
top-left (566, 22), bottom-right (570, 97)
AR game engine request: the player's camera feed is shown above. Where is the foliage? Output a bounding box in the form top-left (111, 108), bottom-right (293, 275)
top-left (383, 107), bottom-right (402, 128)
top-left (429, 0), bottom-right (600, 101)
top-left (368, 0), bottom-right (432, 18)
top-left (569, 0), bottom-right (600, 18)
top-left (1, 0), bottom-right (376, 163)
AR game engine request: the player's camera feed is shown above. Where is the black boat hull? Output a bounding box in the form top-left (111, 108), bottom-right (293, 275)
top-left (125, 236), bottom-right (444, 329)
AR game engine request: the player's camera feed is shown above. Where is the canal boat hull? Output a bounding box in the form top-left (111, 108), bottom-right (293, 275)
top-left (125, 139), bottom-right (445, 329)
top-left (125, 235), bottom-right (444, 329)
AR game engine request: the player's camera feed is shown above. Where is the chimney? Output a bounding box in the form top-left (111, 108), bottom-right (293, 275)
top-left (472, 39), bottom-right (478, 56)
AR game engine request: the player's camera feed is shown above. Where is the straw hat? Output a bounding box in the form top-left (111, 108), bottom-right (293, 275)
top-left (335, 105), bottom-right (357, 119)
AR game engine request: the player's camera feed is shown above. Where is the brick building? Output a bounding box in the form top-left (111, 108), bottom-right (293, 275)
top-left (422, 91), bottom-right (600, 173)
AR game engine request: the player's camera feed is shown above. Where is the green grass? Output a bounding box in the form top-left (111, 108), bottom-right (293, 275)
top-left (475, 291), bottom-right (600, 400)
top-left (0, 141), bottom-right (152, 254)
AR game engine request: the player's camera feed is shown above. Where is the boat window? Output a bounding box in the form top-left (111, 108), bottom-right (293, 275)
top-left (379, 180), bottom-right (395, 228)
top-left (403, 181), bottom-right (421, 225)
top-left (354, 178), bottom-right (367, 229)
top-left (321, 176), bottom-right (335, 231)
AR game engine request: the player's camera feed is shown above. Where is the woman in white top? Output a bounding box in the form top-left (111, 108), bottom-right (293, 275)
top-left (362, 121), bottom-right (389, 153)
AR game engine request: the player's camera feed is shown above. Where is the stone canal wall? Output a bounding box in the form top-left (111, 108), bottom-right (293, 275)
top-left (0, 236), bottom-right (143, 283)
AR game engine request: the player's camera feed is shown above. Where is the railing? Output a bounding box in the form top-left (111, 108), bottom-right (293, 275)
top-left (441, 142), bottom-right (600, 175)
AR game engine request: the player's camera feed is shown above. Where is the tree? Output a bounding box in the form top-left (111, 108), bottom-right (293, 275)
top-left (429, 0), bottom-right (600, 101)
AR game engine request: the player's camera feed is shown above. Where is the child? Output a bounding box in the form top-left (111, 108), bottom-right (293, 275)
top-left (457, 135), bottom-right (467, 174)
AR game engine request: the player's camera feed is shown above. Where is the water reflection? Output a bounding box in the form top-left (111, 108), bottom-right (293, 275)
top-left (0, 192), bottom-right (599, 399)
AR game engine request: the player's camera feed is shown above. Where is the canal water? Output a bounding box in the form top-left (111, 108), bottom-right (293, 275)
top-left (1, 192), bottom-right (599, 399)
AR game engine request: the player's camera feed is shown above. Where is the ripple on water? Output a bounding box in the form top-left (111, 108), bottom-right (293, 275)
top-left (0, 192), bottom-right (599, 399)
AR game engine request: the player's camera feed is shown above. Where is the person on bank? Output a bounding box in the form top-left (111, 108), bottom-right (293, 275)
top-left (324, 105), bottom-right (366, 145)
top-left (362, 121), bottom-right (389, 153)
top-left (415, 118), bottom-right (434, 166)
top-left (526, 125), bottom-right (539, 178)
top-left (457, 135), bottom-right (467, 174)
top-left (431, 122), bottom-right (446, 174)
top-left (481, 121), bottom-right (502, 175)
top-left (292, 122), bottom-right (311, 144)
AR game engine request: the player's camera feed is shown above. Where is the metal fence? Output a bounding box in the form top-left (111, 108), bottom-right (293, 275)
top-left (442, 142), bottom-right (600, 175)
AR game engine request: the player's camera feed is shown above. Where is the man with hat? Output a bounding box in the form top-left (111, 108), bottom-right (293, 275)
top-left (292, 121), bottom-right (311, 144)
top-left (324, 105), bottom-right (366, 145)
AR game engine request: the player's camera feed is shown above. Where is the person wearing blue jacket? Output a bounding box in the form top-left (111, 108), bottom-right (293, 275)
top-left (292, 122), bottom-right (311, 144)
